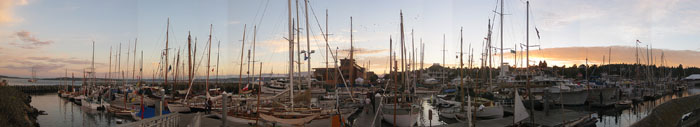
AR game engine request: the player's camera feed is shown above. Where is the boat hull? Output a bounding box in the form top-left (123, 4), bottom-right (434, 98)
top-left (550, 90), bottom-right (589, 106)
top-left (381, 105), bottom-right (419, 127)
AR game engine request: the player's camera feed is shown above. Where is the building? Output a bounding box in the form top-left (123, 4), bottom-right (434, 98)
top-left (425, 63), bottom-right (449, 84)
top-left (313, 58), bottom-right (376, 85)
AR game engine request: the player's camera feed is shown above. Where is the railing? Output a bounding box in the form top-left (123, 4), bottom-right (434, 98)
top-left (120, 113), bottom-right (181, 127)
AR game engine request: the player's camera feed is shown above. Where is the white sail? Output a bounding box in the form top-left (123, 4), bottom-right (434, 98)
top-left (514, 90), bottom-right (529, 123)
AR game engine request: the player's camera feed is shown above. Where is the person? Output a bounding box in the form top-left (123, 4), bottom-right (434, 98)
top-left (367, 90), bottom-right (375, 112)
top-left (206, 99), bottom-right (212, 114)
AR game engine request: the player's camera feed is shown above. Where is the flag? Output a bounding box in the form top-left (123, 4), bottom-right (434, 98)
top-left (535, 27), bottom-right (541, 39)
top-left (242, 84), bottom-right (250, 91)
top-left (510, 50), bottom-right (516, 54)
top-left (211, 68), bottom-right (215, 72)
top-left (636, 40), bottom-right (641, 43)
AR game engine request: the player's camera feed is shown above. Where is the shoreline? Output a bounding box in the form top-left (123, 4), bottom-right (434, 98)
top-left (0, 87), bottom-right (41, 127)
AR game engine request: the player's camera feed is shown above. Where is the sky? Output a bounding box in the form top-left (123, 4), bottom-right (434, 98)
top-left (1, 0), bottom-right (699, 78)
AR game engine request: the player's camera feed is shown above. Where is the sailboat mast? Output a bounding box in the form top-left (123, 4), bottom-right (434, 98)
top-left (526, 1), bottom-right (534, 124)
top-left (253, 26), bottom-right (259, 86)
top-left (109, 46), bottom-right (112, 84)
top-left (216, 40), bottom-right (220, 87)
top-left (91, 41), bottom-right (94, 86)
top-left (304, 0), bottom-right (312, 90)
top-left (442, 34), bottom-right (446, 84)
top-left (126, 41), bottom-right (130, 84)
top-left (185, 32), bottom-right (192, 100)
top-left (287, 0), bottom-right (295, 111)
top-left (499, 0), bottom-right (504, 73)
top-left (459, 27), bottom-right (464, 112)
top-left (350, 16), bottom-right (354, 86)
top-left (296, 0), bottom-right (301, 90)
top-left (133, 38), bottom-right (138, 80)
top-left (389, 36), bottom-right (396, 127)
top-left (325, 9), bottom-right (329, 86)
top-left (206, 24), bottom-right (212, 92)
top-left (165, 18), bottom-right (170, 89)
top-left (239, 25), bottom-right (247, 93)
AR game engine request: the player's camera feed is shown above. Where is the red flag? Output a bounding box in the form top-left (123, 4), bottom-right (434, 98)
top-left (636, 40), bottom-right (641, 43)
top-left (242, 84), bottom-right (250, 91)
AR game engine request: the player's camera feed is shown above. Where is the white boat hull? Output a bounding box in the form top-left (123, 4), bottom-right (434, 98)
top-left (381, 105), bottom-right (419, 127)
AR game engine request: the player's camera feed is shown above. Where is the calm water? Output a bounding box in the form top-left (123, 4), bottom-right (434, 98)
top-left (593, 88), bottom-right (700, 127)
top-left (31, 93), bottom-right (128, 127)
top-left (29, 88), bottom-right (700, 127)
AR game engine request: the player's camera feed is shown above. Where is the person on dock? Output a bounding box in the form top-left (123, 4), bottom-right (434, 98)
top-left (368, 90), bottom-right (375, 112)
top-left (206, 99), bottom-right (212, 114)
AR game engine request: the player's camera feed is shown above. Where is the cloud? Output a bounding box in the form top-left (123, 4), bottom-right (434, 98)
top-left (511, 46), bottom-right (700, 67)
top-left (17, 0), bottom-right (28, 5)
top-left (12, 30), bottom-right (53, 49)
top-left (0, 0), bottom-right (25, 25)
top-left (228, 21), bottom-right (240, 24)
top-left (26, 56), bottom-right (94, 65)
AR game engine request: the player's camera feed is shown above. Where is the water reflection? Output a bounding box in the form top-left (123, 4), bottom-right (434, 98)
top-left (32, 93), bottom-right (129, 127)
top-left (593, 88), bottom-right (699, 127)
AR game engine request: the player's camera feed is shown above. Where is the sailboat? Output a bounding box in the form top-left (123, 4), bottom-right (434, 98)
top-left (380, 11), bottom-right (420, 127)
top-left (28, 67), bottom-right (37, 83)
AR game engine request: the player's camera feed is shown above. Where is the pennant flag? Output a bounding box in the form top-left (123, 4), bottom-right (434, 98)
top-left (636, 40), bottom-right (642, 43)
top-left (535, 27), bottom-right (541, 39)
top-left (510, 50), bottom-right (516, 54)
top-left (211, 68), bottom-right (215, 72)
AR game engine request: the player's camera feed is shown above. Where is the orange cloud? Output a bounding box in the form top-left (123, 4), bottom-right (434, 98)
top-left (504, 46), bottom-right (700, 67)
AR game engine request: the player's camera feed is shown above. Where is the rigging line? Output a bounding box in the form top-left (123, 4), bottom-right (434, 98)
top-left (307, 0), bottom-right (327, 41)
top-left (252, 0), bottom-right (265, 25)
top-left (256, 0), bottom-right (270, 27)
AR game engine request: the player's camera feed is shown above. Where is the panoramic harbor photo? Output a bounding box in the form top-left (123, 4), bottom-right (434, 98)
top-left (2, 0), bottom-right (700, 127)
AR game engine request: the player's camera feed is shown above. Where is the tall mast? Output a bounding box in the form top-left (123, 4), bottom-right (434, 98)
top-left (186, 32), bottom-right (192, 100)
top-left (239, 25), bottom-right (247, 93)
top-left (325, 9), bottom-right (329, 86)
top-left (174, 50), bottom-right (180, 98)
top-left (525, 1), bottom-right (534, 124)
top-left (252, 25), bottom-right (257, 87)
top-left (126, 41), bottom-right (130, 84)
top-left (399, 11), bottom-right (406, 95)
top-left (499, 0), bottom-right (504, 73)
top-left (109, 46), bottom-right (112, 84)
top-left (206, 24), bottom-right (212, 93)
top-left (304, 0), bottom-right (312, 90)
top-left (296, 0), bottom-right (301, 89)
top-left (411, 29), bottom-right (415, 89)
top-left (389, 36), bottom-right (396, 126)
top-left (91, 41), bottom-right (94, 85)
top-left (164, 18), bottom-right (170, 89)
top-left (350, 17), bottom-right (354, 86)
top-left (442, 34), bottom-right (446, 84)
top-left (216, 40), bottom-right (221, 87)
top-left (133, 38), bottom-right (138, 80)
top-left (287, 0), bottom-right (295, 111)
top-left (459, 27), bottom-right (464, 111)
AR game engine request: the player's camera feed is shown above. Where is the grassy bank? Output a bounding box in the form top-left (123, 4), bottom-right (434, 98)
top-left (0, 87), bottom-right (40, 127)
